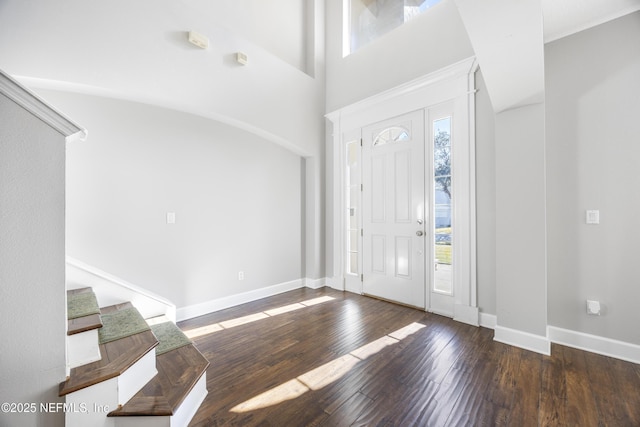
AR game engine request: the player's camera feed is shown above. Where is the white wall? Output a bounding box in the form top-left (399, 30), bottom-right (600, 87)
top-left (0, 94), bottom-right (66, 427)
top-left (546, 12), bottom-right (640, 345)
top-left (494, 103), bottom-right (547, 339)
top-left (39, 89), bottom-right (303, 309)
top-left (0, 0), bottom-right (328, 301)
top-left (205, 0), bottom-right (309, 73)
top-left (0, 0), bottom-right (324, 158)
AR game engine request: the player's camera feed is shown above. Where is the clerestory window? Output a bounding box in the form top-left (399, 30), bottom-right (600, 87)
top-left (344, 0), bottom-right (444, 56)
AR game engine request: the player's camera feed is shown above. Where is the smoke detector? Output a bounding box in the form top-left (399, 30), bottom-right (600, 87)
top-left (236, 52), bottom-right (248, 65)
top-left (188, 31), bottom-right (209, 49)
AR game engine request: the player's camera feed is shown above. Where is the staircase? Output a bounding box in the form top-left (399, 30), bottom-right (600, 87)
top-left (62, 288), bottom-right (209, 427)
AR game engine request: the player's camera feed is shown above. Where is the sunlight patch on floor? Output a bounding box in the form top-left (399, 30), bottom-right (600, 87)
top-left (350, 335), bottom-right (399, 360)
top-left (388, 322), bottom-right (426, 340)
top-left (183, 323), bottom-right (224, 338)
top-left (300, 295), bottom-right (336, 306)
top-left (182, 296), bottom-right (337, 339)
top-left (298, 354), bottom-right (361, 390)
top-left (219, 312), bottom-right (270, 329)
top-left (230, 321), bottom-right (426, 413)
top-left (264, 303), bottom-right (306, 316)
top-left (230, 379), bottom-right (310, 412)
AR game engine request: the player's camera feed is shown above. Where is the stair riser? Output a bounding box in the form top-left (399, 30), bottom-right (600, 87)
top-left (113, 373), bottom-right (208, 427)
top-left (67, 329), bottom-right (101, 369)
top-left (65, 378), bottom-right (118, 427)
top-left (114, 416), bottom-right (169, 427)
top-left (118, 350), bottom-right (157, 405)
top-left (171, 373), bottom-right (208, 427)
top-left (65, 351), bottom-right (157, 427)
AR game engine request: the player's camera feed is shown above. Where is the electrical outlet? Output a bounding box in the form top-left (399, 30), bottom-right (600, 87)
top-left (586, 300), bottom-right (601, 315)
top-left (238, 271), bottom-right (244, 281)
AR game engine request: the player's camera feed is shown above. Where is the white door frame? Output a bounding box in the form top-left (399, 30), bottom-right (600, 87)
top-left (326, 57), bottom-right (479, 326)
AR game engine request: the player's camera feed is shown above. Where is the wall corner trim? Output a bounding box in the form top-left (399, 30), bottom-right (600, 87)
top-left (494, 325), bottom-right (551, 355)
top-left (453, 304), bottom-right (479, 326)
top-left (303, 277), bottom-right (327, 289)
top-left (548, 325), bottom-right (640, 365)
top-left (0, 69), bottom-right (87, 141)
top-left (479, 312), bottom-right (497, 329)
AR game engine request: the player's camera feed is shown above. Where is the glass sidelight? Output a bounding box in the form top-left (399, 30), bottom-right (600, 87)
top-left (346, 140), bottom-right (361, 275)
top-left (433, 116), bottom-right (452, 295)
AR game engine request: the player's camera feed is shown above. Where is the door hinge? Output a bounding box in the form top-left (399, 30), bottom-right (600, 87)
top-left (361, 274), bottom-right (364, 282)
top-left (361, 183), bottom-right (363, 191)
top-left (360, 138), bottom-right (363, 147)
top-left (361, 228), bottom-right (363, 237)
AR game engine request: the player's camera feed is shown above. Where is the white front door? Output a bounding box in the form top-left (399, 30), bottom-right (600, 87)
top-left (362, 111), bottom-right (426, 308)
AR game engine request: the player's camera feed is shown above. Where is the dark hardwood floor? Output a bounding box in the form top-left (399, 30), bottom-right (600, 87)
top-left (177, 288), bottom-right (640, 426)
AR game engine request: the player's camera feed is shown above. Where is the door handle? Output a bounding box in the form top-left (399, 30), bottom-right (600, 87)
top-left (416, 230), bottom-right (424, 237)
top-left (417, 219), bottom-right (423, 225)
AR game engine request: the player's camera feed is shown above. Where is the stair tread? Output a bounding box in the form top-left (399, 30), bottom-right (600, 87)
top-left (67, 288), bottom-right (102, 335)
top-left (108, 343), bottom-right (209, 417)
top-left (60, 303), bottom-right (159, 396)
top-left (67, 287), bottom-right (94, 296)
top-left (67, 313), bottom-right (103, 335)
top-left (100, 301), bottom-right (135, 315)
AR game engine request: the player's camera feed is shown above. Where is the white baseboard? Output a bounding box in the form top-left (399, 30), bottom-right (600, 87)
top-left (177, 278), bottom-right (331, 321)
top-left (303, 277), bottom-right (326, 289)
top-left (494, 325), bottom-right (551, 356)
top-left (548, 325), bottom-right (640, 365)
top-left (324, 276), bottom-right (345, 291)
top-left (177, 279), bottom-right (316, 322)
top-left (479, 312), bottom-right (497, 329)
top-left (453, 304), bottom-right (479, 326)
top-left (477, 317), bottom-right (638, 363)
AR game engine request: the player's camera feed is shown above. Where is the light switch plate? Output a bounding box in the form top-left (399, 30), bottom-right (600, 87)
top-left (586, 210), bottom-right (599, 224)
top-left (167, 212), bottom-right (176, 224)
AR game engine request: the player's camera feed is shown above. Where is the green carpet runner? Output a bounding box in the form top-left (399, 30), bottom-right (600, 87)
top-left (99, 307), bottom-right (151, 344)
top-left (67, 291), bottom-right (101, 319)
top-left (151, 321), bottom-right (193, 355)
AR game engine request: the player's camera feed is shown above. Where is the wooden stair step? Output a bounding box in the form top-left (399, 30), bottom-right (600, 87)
top-left (68, 313), bottom-right (103, 335)
top-left (59, 302), bottom-right (158, 396)
top-left (108, 342), bottom-right (209, 417)
top-left (67, 288), bottom-right (103, 336)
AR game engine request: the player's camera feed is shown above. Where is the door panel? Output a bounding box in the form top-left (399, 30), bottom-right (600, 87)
top-left (395, 237), bottom-right (412, 278)
top-left (394, 151), bottom-right (412, 222)
top-left (362, 111), bottom-right (425, 308)
top-left (371, 235), bottom-right (386, 274)
top-left (371, 156), bottom-right (386, 222)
